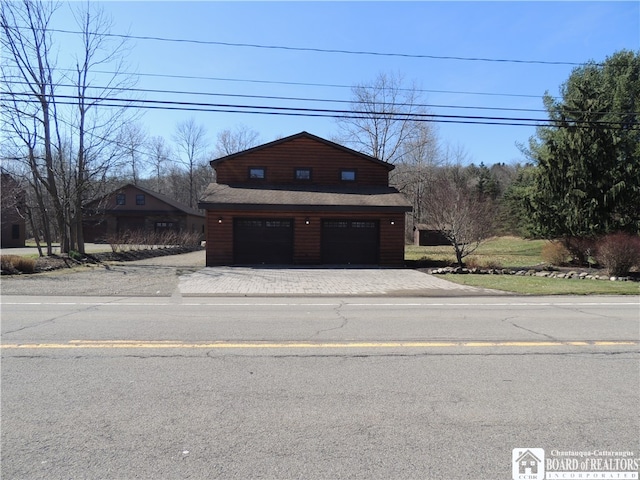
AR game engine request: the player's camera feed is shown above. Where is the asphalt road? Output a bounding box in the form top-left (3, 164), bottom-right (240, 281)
top-left (2, 296), bottom-right (639, 479)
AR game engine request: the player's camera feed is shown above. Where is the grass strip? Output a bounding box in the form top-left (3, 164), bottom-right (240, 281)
top-left (441, 273), bottom-right (640, 295)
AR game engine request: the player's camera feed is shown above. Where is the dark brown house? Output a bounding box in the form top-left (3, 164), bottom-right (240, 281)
top-left (198, 132), bottom-right (412, 266)
top-left (84, 184), bottom-right (205, 242)
top-left (1, 172), bottom-right (26, 248)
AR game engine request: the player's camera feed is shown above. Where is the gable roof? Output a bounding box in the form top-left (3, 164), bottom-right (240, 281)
top-left (129, 184), bottom-right (205, 217)
top-left (209, 131), bottom-right (395, 171)
top-left (89, 184), bottom-right (205, 217)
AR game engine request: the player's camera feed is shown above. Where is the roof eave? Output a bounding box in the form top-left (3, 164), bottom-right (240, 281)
top-left (197, 202), bottom-right (412, 213)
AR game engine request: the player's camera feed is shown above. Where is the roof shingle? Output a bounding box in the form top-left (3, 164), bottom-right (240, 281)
top-left (198, 183), bottom-right (412, 212)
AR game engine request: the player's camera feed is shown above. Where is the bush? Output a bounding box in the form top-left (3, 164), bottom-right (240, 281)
top-left (541, 241), bottom-right (570, 266)
top-left (465, 257), bottom-right (503, 270)
top-left (106, 230), bottom-right (202, 252)
top-left (1, 255), bottom-right (36, 274)
top-left (596, 232), bottom-right (640, 277)
top-left (562, 236), bottom-right (597, 266)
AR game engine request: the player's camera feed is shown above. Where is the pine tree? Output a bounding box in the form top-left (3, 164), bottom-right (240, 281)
top-left (527, 50), bottom-right (640, 241)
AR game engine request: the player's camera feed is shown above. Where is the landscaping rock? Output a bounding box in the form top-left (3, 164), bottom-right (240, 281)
top-left (419, 262), bottom-right (639, 283)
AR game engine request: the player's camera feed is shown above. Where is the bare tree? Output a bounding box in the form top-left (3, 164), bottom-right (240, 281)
top-left (390, 122), bottom-right (442, 231)
top-left (1, 0), bottom-right (66, 253)
top-left (173, 118), bottom-right (209, 208)
top-left (2, 0), bottom-right (136, 254)
top-left (147, 135), bottom-right (172, 192)
top-left (164, 162), bottom-right (190, 206)
top-left (335, 71), bottom-right (436, 164)
top-left (68, 1), bottom-right (136, 253)
top-left (424, 157), bottom-right (495, 267)
top-left (215, 124), bottom-right (260, 157)
top-left (118, 123), bottom-right (148, 184)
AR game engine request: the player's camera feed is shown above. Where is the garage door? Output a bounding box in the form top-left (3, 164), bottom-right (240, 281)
top-left (234, 218), bottom-right (293, 264)
top-left (322, 220), bottom-right (379, 265)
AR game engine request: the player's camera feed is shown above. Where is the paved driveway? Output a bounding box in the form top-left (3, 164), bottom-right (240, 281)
top-left (1, 249), bottom-right (506, 297)
top-left (136, 251), bottom-right (504, 296)
top-left (178, 265), bottom-right (506, 297)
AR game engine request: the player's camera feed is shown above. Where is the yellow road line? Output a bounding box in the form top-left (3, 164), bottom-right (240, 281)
top-left (1, 340), bottom-right (638, 349)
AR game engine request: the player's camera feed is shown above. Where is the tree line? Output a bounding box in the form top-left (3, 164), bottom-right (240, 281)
top-left (2, 0), bottom-right (638, 265)
top-left (1, 1), bottom-right (260, 254)
top-left (334, 56), bottom-right (639, 265)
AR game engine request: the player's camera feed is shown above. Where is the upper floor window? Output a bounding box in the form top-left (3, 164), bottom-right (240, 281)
top-left (341, 169), bottom-right (356, 182)
top-left (136, 194), bottom-right (145, 205)
top-left (116, 193), bottom-right (126, 205)
top-left (249, 167), bottom-right (265, 180)
top-left (295, 168), bottom-right (311, 181)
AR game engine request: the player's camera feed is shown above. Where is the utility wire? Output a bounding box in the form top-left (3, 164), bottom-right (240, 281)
top-left (3, 79), bottom-right (557, 114)
top-left (58, 68), bottom-right (558, 100)
top-left (4, 91), bottom-right (637, 129)
top-left (5, 79), bottom-right (638, 117)
top-left (46, 27), bottom-right (591, 67)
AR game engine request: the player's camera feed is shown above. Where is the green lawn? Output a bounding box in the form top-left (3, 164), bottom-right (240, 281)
top-left (442, 273), bottom-right (640, 295)
top-left (407, 236), bottom-right (640, 295)
top-left (406, 236), bottom-right (546, 268)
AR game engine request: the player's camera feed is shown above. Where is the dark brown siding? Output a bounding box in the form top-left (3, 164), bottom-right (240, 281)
top-left (205, 210), bottom-right (406, 266)
top-left (103, 185), bottom-right (177, 210)
top-left (1, 175), bottom-right (26, 248)
top-left (84, 185), bottom-right (205, 242)
top-left (206, 212), bottom-right (234, 265)
top-left (215, 137), bottom-right (389, 186)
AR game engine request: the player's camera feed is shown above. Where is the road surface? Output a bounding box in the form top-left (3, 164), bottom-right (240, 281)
top-left (2, 296), bottom-right (639, 479)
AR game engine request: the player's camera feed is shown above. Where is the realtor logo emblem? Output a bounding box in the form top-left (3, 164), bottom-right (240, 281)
top-left (512, 448), bottom-right (545, 480)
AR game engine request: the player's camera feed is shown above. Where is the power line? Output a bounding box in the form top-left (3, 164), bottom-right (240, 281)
top-left (3, 79), bottom-right (556, 114)
top-left (46, 27), bottom-right (591, 67)
top-left (4, 91), bottom-right (637, 129)
top-left (6, 78), bottom-right (638, 117)
top-left (70, 68), bottom-right (558, 100)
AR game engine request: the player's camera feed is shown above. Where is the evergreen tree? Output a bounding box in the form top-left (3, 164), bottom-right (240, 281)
top-left (527, 50), bottom-right (640, 240)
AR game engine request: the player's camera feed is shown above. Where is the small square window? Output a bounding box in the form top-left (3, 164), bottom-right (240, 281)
top-left (341, 169), bottom-right (356, 181)
top-left (136, 194), bottom-right (145, 205)
top-left (295, 168), bottom-right (311, 180)
top-left (116, 193), bottom-right (126, 205)
top-left (249, 167), bottom-right (265, 179)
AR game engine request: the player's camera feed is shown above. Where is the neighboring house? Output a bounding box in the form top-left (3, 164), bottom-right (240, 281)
top-left (413, 224), bottom-right (450, 246)
top-left (1, 172), bottom-right (26, 248)
top-left (198, 131), bottom-right (412, 266)
top-left (83, 184), bottom-right (205, 242)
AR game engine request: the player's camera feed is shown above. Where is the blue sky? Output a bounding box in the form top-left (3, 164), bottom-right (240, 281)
top-left (53, 1), bottom-right (639, 166)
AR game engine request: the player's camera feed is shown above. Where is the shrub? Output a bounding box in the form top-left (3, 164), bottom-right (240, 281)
top-left (596, 232), bottom-right (640, 277)
top-left (541, 241), bottom-right (570, 266)
top-left (105, 233), bottom-right (125, 252)
top-left (1, 255), bottom-right (36, 274)
top-left (1, 255), bottom-right (18, 274)
top-left (106, 230), bottom-right (203, 252)
top-left (562, 236), bottom-right (596, 266)
top-left (464, 257), bottom-right (482, 269)
top-left (465, 257), bottom-right (502, 270)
